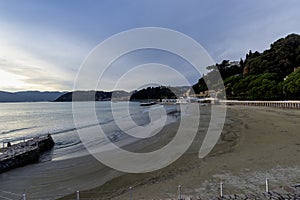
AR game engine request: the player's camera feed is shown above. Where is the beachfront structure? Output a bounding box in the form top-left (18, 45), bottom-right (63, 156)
top-left (161, 98), bottom-right (177, 103)
top-left (161, 97), bottom-right (219, 105)
top-left (221, 100), bottom-right (300, 108)
top-left (162, 98), bottom-right (300, 108)
top-left (187, 89), bottom-right (216, 98)
top-left (161, 97), bottom-right (190, 104)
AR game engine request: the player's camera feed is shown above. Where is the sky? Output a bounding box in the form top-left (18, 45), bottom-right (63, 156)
top-left (0, 0), bottom-right (300, 92)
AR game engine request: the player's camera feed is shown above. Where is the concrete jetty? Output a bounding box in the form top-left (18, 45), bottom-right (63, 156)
top-left (0, 134), bottom-right (55, 173)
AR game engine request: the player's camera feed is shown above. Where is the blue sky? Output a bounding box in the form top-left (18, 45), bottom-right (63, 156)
top-left (0, 0), bottom-right (300, 92)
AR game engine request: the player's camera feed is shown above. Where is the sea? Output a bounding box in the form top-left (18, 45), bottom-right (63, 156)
top-left (0, 101), bottom-right (179, 161)
top-left (0, 101), bottom-right (183, 199)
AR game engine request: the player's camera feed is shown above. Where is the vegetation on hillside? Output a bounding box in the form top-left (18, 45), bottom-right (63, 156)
top-left (243, 34), bottom-right (300, 78)
top-left (130, 86), bottom-right (182, 100)
top-left (280, 69), bottom-right (300, 99)
top-left (193, 33), bottom-right (300, 100)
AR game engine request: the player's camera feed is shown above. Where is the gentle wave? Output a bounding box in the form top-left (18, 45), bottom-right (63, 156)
top-left (0, 102), bottom-right (181, 163)
top-left (54, 139), bottom-right (82, 149)
top-left (0, 126), bottom-right (37, 135)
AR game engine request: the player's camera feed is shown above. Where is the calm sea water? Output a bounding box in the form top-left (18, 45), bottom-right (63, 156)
top-left (0, 101), bottom-right (178, 160)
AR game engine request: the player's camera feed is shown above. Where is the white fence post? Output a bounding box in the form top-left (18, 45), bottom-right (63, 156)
top-left (265, 178), bottom-right (269, 192)
top-left (129, 186), bottom-right (133, 200)
top-left (23, 193), bottom-right (26, 200)
top-left (220, 182), bottom-right (223, 197)
top-left (178, 185), bottom-right (182, 200)
top-left (76, 190), bottom-right (80, 200)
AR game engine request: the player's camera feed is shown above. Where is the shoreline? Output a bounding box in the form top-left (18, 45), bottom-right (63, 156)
top-left (58, 106), bottom-right (300, 200)
top-left (57, 105), bottom-right (241, 200)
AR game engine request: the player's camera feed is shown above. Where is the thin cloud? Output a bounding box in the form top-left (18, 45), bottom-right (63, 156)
top-left (1, 0), bottom-right (300, 91)
top-left (0, 39), bottom-right (74, 91)
top-left (0, 21), bottom-right (86, 91)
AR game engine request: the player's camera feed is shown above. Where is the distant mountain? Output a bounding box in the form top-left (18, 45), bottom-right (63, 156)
top-left (0, 91), bottom-right (66, 102)
top-left (54, 90), bottom-right (131, 102)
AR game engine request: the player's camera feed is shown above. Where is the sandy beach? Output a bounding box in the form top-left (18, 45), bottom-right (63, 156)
top-left (58, 105), bottom-right (300, 200)
top-left (1, 105), bottom-right (299, 199)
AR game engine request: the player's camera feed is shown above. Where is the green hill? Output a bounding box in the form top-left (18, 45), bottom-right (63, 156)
top-left (243, 33), bottom-right (300, 78)
top-left (130, 86), bottom-right (190, 101)
top-left (193, 33), bottom-right (300, 100)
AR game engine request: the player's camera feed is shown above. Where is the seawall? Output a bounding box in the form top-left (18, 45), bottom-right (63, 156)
top-left (0, 135), bottom-right (55, 173)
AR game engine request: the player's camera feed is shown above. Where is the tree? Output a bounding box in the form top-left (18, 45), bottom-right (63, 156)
top-left (281, 70), bottom-right (300, 99)
top-left (243, 33), bottom-right (300, 78)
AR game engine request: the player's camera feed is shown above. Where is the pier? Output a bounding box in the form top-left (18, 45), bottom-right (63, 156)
top-left (221, 100), bottom-right (300, 108)
top-left (0, 134), bottom-right (55, 173)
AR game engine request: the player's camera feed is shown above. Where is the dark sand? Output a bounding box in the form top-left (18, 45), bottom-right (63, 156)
top-left (58, 106), bottom-right (300, 200)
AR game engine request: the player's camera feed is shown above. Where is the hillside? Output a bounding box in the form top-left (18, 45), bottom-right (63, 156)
top-left (130, 86), bottom-right (176, 101)
top-left (243, 34), bottom-right (300, 78)
top-left (193, 33), bottom-right (300, 100)
top-left (130, 86), bottom-right (191, 101)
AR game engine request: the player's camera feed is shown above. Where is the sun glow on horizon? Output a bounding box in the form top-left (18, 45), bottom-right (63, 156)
top-left (0, 69), bottom-right (33, 91)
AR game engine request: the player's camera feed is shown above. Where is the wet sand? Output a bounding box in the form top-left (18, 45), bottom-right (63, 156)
top-left (58, 106), bottom-right (300, 200)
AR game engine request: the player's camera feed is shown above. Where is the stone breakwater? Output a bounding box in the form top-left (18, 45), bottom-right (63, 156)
top-left (171, 185), bottom-right (300, 200)
top-left (0, 134), bottom-right (55, 173)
